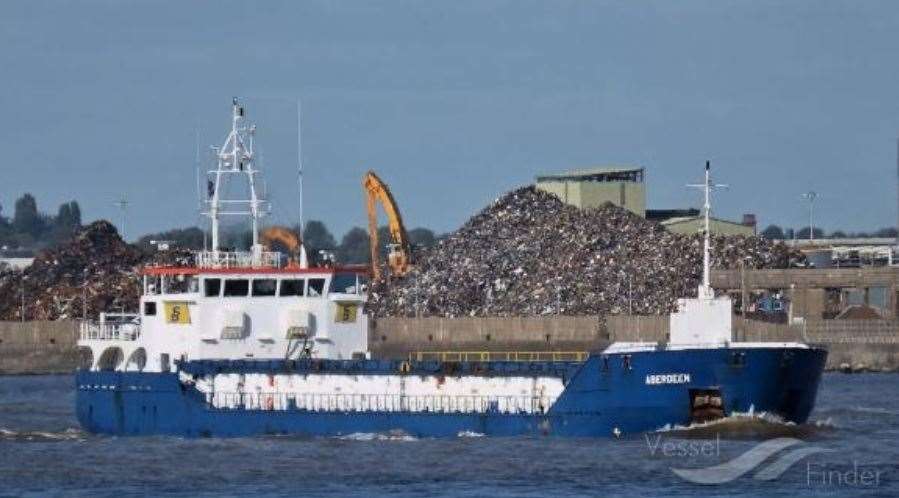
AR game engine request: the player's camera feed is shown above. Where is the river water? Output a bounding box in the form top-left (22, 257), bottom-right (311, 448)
top-left (0, 373), bottom-right (897, 497)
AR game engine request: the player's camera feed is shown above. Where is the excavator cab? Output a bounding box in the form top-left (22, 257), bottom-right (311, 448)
top-left (386, 243), bottom-right (411, 276)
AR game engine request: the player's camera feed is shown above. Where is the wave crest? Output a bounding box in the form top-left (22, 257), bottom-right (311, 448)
top-left (0, 427), bottom-right (87, 442)
top-left (335, 430), bottom-right (418, 442)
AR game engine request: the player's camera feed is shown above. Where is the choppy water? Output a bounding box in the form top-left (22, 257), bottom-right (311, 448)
top-left (1, 374), bottom-right (897, 497)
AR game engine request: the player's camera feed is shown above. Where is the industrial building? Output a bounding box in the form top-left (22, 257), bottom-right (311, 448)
top-left (535, 166), bottom-right (756, 236)
top-left (712, 266), bottom-right (899, 321)
top-left (658, 214), bottom-right (756, 236)
top-left (536, 166), bottom-right (646, 217)
top-left (786, 238), bottom-right (899, 268)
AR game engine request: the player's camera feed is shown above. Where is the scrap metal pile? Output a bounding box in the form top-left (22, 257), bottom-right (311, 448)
top-left (0, 221), bottom-right (191, 321)
top-left (368, 186), bottom-right (803, 317)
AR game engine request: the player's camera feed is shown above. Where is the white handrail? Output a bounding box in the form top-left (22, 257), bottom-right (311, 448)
top-left (79, 321), bottom-right (141, 341)
top-left (205, 392), bottom-right (551, 415)
top-left (196, 250), bottom-right (282, 269)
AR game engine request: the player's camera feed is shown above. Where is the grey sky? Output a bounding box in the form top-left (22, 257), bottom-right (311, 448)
top-left (3, 0), bottom-right (899, 240)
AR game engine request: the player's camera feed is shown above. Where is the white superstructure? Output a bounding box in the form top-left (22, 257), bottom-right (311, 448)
top-left (79, 100), bottom-right (369, 373)
top-left (669, 161), bottom-right (733, 345)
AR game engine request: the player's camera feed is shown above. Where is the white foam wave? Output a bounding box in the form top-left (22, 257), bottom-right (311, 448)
top-left (0, 427), bottom-right (86, 442)
top-left (457, 430), bottom-right (485, 438)
top-left (336, 431), bottom-right (418, 442)
top-left (810, 417), bottom-right (838, 429)
top-left (654, 410), bottom-right (790, 434)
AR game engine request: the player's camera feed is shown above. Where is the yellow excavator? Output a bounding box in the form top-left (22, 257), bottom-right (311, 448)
top-left (260, 226), bottom-right (306, 268)
top-left (363, 170), bottom-right (412, 280)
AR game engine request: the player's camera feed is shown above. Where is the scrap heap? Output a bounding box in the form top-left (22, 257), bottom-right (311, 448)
top-left (0, 221), bottom-right (192, 321)
top-left (368, 186), bottom-right (803, 317)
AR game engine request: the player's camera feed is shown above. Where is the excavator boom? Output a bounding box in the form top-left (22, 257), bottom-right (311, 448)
top-left (363, 170), bottom-right (412, 279)
top-left (260, 226), bottom-right (305, 267)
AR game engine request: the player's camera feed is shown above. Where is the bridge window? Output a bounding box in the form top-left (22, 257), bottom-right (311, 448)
top-left (330, 273), bottom-right (364, 294)
top-left (252, 279), bottom-right (277, 297)
top-left (146, 276), bottom-right (162, 295)
top-left (204, 278), bottom-right (222, 297)
top-left (308, 278), bottom-right (326, 297)
top-left (143, 302), bottom-right (157, 316)
top-left (167, 275), bottom-right (197, 294)
top-left (279, 279), bottom-right (305, 297)
top-left (223, 279), bottom-right (250, 297)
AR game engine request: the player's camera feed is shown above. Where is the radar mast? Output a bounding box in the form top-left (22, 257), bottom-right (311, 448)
top-left (203, 98), bottom-right (270, 264)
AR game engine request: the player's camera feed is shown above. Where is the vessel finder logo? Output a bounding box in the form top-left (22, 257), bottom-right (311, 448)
top-left (664, 437), bottom-right (828, 484)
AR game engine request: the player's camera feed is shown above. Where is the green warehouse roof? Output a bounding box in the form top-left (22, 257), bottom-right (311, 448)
top-left (536, 166), bottom-right (644, 183)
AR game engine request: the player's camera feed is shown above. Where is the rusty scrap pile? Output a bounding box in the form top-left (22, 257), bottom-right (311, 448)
top-left (368, 186), bottom-right (803, 317)
top-left (0, 221), bottom-right (191, 321)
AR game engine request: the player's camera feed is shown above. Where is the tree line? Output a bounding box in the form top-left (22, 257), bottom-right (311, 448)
top-left (0, 190), bottom-right (437, 265)
top-left (5, 191), bottom-right (898, 259)
top-left (0, 194), bottom-right (82, 253)
top-left (136, 221), bottom-right (440, 265)
top-left (760, 225), bottom-right (899, 240)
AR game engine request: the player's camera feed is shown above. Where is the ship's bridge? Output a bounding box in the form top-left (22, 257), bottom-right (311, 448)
top-left (79, 249), bottom-right (370, 373)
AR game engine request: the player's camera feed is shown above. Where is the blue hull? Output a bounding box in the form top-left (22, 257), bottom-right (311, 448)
top-left (76, 347), bottom-right (826, 438)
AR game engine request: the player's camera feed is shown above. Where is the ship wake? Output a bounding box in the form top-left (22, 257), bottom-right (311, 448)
top-left (655, 409), bottom-right (836, 440)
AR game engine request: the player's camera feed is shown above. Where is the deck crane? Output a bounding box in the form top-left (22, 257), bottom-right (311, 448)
top-left (363, 170), bottom-right (412, 280)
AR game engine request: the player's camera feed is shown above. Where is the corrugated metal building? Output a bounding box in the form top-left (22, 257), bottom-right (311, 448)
top-left (536, 165), bottom-right (758, 236)
top-left (535, 166), bottom-right (645, 216)
top-left (660, 216), bottom-right (755, 236)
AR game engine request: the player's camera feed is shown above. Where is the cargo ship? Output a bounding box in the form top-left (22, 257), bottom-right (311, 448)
top-left (75, 100), bottom-right (827, 437)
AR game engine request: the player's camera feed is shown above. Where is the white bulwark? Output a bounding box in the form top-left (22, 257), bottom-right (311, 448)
top-left (669, 295), bottom-right (733, 345)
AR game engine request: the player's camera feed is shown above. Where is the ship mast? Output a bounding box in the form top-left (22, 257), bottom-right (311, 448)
top-left (687, 161), bottom-right (727, 300)
top-left (204, 98), bottom-right (269, 263)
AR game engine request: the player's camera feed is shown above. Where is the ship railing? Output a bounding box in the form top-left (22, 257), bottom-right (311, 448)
top-left (79, 321), bottom-right (141, 341)
top-left (195, 250), bottom-right (282, 269)
top-left (408, 351), bottom-right (589, 363)
top-left (205, 392), bottom-right (552, 415)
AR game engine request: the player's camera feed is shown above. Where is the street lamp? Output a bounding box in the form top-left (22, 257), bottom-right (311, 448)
top-left (20, 275), bottom-right (26, 323)
top-left (800, 191), bottom-right (818, 241)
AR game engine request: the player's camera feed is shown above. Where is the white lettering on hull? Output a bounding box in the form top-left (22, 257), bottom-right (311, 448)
top-left (645, 373), bottom-right (691, 385)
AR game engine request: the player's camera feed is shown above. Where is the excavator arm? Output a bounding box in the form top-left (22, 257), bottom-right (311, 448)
top-left (363, 170), bottom-right (412, 279)
top-left (260, 226), bottom-right (306, 267)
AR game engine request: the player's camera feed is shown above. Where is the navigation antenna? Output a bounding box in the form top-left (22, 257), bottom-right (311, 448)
top-left (296, 99), bottom-right (309, 268)
top-left (194, 127), bottom-right (208, 251)
top-left (202, 98), bottom-right (271, 262)
top-left (687, 161), bottom-right (728, 300)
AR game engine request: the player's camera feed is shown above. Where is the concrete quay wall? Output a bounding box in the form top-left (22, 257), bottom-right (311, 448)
top-left (0, 321), bottom-right (79, 374)
top-left (371, 316), bottom-right (899, 371)
top-left (1, 316), bottom-right (897, 373)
